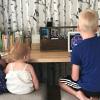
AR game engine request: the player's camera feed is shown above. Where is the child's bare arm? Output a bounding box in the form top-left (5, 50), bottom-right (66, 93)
top-left (28, 64), bottom-right (39, 90)
top-left (71, 64), bottom-right (80, 81)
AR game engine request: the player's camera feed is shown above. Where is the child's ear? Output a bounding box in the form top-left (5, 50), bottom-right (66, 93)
top-left (96, 27), bottom-right (99, 32)
top-left (93, 27), bottom-right (98, 33)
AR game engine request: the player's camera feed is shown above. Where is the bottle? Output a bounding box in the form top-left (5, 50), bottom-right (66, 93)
top-left (9, 32), bottom-right (14, 51)
top-left (51, 17), bottom-right (53, 27)
top-left (0, 32), bottom-right (3, 51)
top-left (20, 31), bottom-right (24, 43)
top-left (25, 31), bottom-right (31, 49)
top-left (3, 32), bottom-right (9, 51)
top-left (7, 32), bottom-right (10, 51)
top-left (14, 31), bottom-right (20, 44)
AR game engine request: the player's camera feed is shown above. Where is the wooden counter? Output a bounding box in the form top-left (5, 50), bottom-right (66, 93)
top-left (30, 43), bottom-right (71, 63)
top-left (3, 43), bottom-right (71, 63)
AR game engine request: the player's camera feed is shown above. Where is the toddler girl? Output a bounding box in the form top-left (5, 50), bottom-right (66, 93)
top-left (5, 42), bottom-right (39, 94)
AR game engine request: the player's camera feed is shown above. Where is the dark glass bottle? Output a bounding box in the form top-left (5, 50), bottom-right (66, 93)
top-left (0, 32), bottom-right (3, 51)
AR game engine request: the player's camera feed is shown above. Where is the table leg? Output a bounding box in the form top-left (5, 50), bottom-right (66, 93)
top-left (47, 84), bottom-right (61, 100)
top-left (46, 63), bottom-right (61, 100)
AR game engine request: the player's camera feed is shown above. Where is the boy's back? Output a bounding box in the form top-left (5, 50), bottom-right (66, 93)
top-left (72, 35), bottom-right (100, 92)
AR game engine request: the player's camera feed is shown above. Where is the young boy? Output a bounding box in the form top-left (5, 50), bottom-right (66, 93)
top-left (59, 9), bottom-right (100, 100)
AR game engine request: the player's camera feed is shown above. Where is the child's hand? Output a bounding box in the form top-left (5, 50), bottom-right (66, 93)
top-left (34, 84), bottom-right (39, 90)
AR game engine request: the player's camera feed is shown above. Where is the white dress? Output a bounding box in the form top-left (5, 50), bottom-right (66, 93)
top-left (6, 63), bottom-right (34, 94)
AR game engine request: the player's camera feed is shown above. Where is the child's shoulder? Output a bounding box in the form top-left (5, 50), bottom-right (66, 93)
top-left (24, 63), bottom-right (33, 71)
top-left (7, 62), bottom-right (14, 66)
top-left (25, 63), bottom-right (32, 68)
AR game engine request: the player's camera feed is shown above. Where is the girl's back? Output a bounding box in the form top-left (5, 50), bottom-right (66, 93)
top-left (6, 62), bottom-right (34, 94)
top-left (5, 42), bottom-right (39, 94)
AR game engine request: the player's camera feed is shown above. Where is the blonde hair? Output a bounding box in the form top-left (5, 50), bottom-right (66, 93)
top-left (78, 9), bottom-right (98, 32)
top-left (10, 42), bottom-right (30, 60)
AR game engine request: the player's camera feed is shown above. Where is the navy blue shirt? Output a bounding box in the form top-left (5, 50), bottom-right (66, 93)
top-left (71, 36), bottom-right (100, 92)
top-left (0, 64), bottom-right (8, 93)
